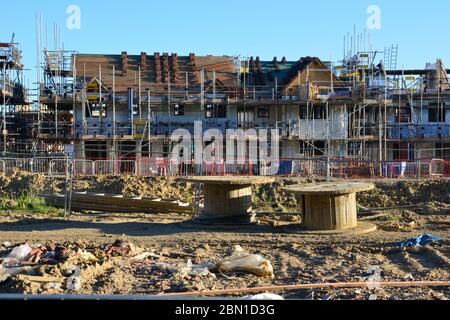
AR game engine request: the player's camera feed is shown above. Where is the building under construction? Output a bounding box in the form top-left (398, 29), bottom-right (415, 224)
top-left (40, 52), bottom-right (450, 157)
top-left (0, 35), bottom-right (32, 155)
top-left (2, 35), bottom-right (450, 176)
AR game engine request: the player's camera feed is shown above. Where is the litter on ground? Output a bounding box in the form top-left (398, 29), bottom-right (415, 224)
top-left (393, 234), bottom-right (442, 247)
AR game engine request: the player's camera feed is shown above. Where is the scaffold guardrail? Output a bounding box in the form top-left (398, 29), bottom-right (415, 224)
top-left (0, 157), bottom-right (448, 179)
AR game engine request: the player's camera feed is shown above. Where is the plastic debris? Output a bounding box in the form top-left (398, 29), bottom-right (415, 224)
top-left (393, 234), bottom-right (442, 247)
top-left (215, 245), bottom-right (274, 279)
top-left (131, 252), bottom-right (153, 262)
top-left (242, 293), bottom-right (284, 300)
top-left (44, 282), bottom-right (61, 290)
top-left (66, 275), bottom-right (81, 291)
top-left (2, 242), bottom-right (12, 248)
top-left (79, 251), bottom-right (98, 263)
top-left (0, 267), bottom-right (18, 282)
top-left (1, 241), bottom-right (71, 267)
top-left (158, 246), bottom-right (274, 279)
top-left (0, 266), bottom-right (34, 282)
top-left (66, 266), bottom-right (82, 291)
top-left (404, 273), bottom-right (414, 281)
top-left (130, 251), bottom-right (162, 262)
top-left (65, 266), bottom-right (81, 277)
top-left (5, 244), bottom-right (32, 262)
top-left (158, 260), bottom-right (216, 278)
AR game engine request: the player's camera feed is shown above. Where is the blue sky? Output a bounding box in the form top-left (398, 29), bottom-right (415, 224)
top-left (2, 0), bottom-right (450, 86)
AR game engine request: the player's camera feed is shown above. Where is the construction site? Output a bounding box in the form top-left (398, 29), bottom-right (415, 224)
top-left (0, 14), bottom-right (449, 302)
top-left (0, 30), bottom-right (449, 179)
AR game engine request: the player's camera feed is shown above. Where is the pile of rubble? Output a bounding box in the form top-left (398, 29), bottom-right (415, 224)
top-left (357, 180), bottom-right (450, 209)
top-left (0, 238), bottom-right (140, 294)
top-left (0, 173), bottom-right (449, 213)
top-left (0, 172), bottom-right (195, 201)
top-left (0, 240), bottom-right (275, 295)
top-left (141, 245), bottom-right (275, 294)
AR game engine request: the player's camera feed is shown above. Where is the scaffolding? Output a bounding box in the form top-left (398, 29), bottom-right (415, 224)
top-left (34, 16), bottom-right (76, 154)
top-left (36, 50), bottom-right (450, 162)
top-left (1, 22), bottom-right (450, 172)
top-left (0, 34), bottom-right (30, 155)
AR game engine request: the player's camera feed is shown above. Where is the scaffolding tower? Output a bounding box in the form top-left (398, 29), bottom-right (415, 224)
top-left (0, 34), bottom-right (30, 155)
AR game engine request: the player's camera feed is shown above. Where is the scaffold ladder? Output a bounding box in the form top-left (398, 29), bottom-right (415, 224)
top-left (384, 44), bottom-right (399, 70)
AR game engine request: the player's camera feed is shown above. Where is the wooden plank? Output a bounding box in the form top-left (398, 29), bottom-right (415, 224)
top-left (42, 193), bottom-right (192, 214)
top-left (184, 176), bottom-right (274, 185)
top-left (283, 182), bottom-right (374, 195)
top-left (16, 275), bottom-right (63, 283)
top-left (158, 281), bottom-right (450, 297)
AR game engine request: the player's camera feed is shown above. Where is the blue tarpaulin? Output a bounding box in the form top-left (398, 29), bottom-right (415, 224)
top-left (277, 161), bottom-right (293, 175)
top-left (393, 234), bottom-right (442, 247)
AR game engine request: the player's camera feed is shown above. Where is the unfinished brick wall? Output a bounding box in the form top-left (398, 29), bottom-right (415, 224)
top-left (162, 53), bottom-right (169, 83)
top-left (121, 51), bottom-right (128, 77)
top-left (171, 53), bottom-right (179, 83)
top-left (140, 52), bottom-right (147, 72)
top-left (154, 52), bottom-right (161, 83)
top-left (189, 53), bottom-right (198, 83)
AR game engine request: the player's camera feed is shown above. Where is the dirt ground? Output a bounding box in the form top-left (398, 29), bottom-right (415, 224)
top-left (0, 209), bottom-right (448, 299)
top-left (0, 174), bottom-right (449, 300)
top-left (1, 172), bottom-right (449, 210)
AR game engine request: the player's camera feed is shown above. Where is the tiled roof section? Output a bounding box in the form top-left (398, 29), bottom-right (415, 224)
top-left (248, 56), bottom-right (323, 87)
top-left (73, 53), bottom-right (237, 92)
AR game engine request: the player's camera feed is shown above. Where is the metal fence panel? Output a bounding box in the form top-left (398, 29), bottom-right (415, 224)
top-left (73, 160), bottom-right (94, 175)
top-left (94, 160), bottom-right (137, 175)
top-left (50, 159), bottom-right (68, 176)
top-left (136, 158), bottom-right (168, 176)
top-left (0, 156), bottom-right (448, 179)
top-left (0, 160), bottom-right (5, 173)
